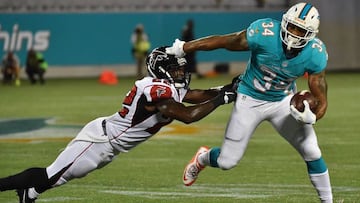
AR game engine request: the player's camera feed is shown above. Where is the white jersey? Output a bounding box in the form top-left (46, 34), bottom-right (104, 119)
top-left (105, 77), bottom-right (187, 152)
top-left (44, 77), bottom-right (188, 188)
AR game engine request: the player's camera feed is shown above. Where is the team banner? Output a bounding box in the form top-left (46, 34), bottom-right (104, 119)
top-left (0, 12), bottom-right (280, 66)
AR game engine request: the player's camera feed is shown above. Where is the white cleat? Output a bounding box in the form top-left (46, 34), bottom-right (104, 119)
top-left (182, 146), bottom-right (209, 186)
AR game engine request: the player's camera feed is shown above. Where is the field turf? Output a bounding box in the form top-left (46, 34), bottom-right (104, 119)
top-left (0, 73), bottom-right (359, 202)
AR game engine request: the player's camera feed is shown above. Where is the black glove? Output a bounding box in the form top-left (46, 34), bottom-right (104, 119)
top-left (213, 90), bottom-right (237, 106)
top-left (219, 74), bottom-right (242, 92)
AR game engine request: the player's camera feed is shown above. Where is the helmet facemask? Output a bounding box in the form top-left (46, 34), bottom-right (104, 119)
top-left (280, 3), bottom-right (319, 50)
top-left (166, 63), bottom-right (191, 89)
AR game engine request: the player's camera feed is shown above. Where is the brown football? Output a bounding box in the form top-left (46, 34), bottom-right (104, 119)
top-left (290, 90), bottom-right (318, 112)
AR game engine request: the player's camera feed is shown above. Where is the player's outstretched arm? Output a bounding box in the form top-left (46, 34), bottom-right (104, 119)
top-left (155, 90), bottom-right (236, 124)
top-left (182, 89), bottom-right (219, 104)
top-left (184, 30), bottom-right (249, 52)
top-left (166, 31), bottom-right (249, 57)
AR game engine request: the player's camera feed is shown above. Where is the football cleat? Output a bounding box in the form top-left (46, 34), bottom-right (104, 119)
top-left (16, 189), bottom-right (36, 203)
top-left (182, 146), bottom-right (209, 186)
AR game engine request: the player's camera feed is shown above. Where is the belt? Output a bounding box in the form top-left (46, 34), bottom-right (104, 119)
top-left (102, 119), bottom-right (107, 136)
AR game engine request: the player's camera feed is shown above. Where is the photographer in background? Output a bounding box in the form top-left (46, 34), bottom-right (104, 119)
top-left (131, 24), bottom-right (151, 79)
top-left (26, 49), bottom-right (48, 85)
top-left (1, 51), bottom-right (21, 86)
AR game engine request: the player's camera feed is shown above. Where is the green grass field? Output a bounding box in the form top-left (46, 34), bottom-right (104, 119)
top-left (0, 73), bottom-right (359, 203)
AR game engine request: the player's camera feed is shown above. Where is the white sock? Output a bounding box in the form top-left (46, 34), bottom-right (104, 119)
top-left (198, 151), bottom-right (210, 166)
top-left (309, 170), bottom-right (333, 203)
top-left (27, 187), bottom-right (39, 199)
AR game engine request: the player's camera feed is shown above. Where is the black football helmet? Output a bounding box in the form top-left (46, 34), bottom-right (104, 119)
top-left (146, 46), bottom-right (191, 89)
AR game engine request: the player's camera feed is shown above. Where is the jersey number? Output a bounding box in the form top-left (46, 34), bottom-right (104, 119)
top-left (254, 67), bottom-right (293, 93)
top-left (119, 86), bottom-right (137, 118)
top-left (254, 22), bottom-right (276, 91)
top-left (254, 67), bottom-right (276, 92)
top-left (262, 22), bottom-right (274, 36)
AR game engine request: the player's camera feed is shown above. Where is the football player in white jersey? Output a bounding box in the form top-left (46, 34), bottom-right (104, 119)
top-left (0, 46), bottom-right (236, 203)
top-left (166, 2), bottom-right (333, 203)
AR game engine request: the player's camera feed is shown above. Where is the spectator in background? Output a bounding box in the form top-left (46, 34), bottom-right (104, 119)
top-left (181, 19), bottom-right (202, 78)
top-left (131, 24), bottom-right (151, 79)
top-left (1, 51), bottom-right (21, 86)
top-left (256, 0), bottom-right (265, 8)
top-left (26, 49), bottom-right (48, 85)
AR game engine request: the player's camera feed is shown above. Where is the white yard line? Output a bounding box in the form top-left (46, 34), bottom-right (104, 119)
top-left (25, 184), bottom-right (359, 202)
top-left (61, 183), bottom-right (360, 200)
top-left (101, 190), bottom-right (271, 199)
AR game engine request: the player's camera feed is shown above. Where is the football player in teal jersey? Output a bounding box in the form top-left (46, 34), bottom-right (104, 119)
top-left (166, 2), bottom-right (332, 202)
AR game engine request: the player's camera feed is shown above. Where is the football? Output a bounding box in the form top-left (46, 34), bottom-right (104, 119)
top-left (290, 90), bottom-right (318, 112)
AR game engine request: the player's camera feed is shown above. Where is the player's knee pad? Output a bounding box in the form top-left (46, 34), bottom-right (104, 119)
top-left (71, 159), bottom-right (99, 178)
top-left (302, 144), bottom-right (321, 161)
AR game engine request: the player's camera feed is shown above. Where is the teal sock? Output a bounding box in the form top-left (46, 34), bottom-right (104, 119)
top-left (306, 157), bottom-right (327, 174)
top-left (209, 147), bottom-right (221, 168)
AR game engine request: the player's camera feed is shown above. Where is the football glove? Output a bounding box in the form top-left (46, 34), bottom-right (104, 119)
top-left (214, 90), bottom-right (236, 106)
top-left (290, 100), bottom-right (316, 125)
top-left (210, 75), bottom-right (242, 92)
top-left (223, 74), bottom-right (241, 91)
top-left (165, 39), bottom-right (186, 57)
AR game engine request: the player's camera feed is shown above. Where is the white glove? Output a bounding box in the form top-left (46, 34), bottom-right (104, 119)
top-left (290, 100), bottom-right (316, 125)
top-left (165, 39), bottom-right (186, 57)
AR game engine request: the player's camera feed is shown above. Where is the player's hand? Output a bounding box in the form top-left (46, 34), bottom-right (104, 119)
top-left (290, 100), bottom-right (316, 124)
top-left (214, 90), bottom-right (237, 106)
top-left (230, 75), bottom-right (241, 91)
top-left (223, 91), bottom-right (236, 104)
top-left (166, 39), bottom-right (186, 57)
top-left (211, 75), bottom-right (242, 92)
top-left (224, 75), bottom-right (242, 91)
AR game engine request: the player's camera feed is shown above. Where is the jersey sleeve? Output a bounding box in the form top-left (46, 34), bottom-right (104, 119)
top-left (246, 20), bottom-right (261, 50)
top-left (306, 38), bottom-right (328, 74)
top-left (143, 79), bottom-right (174, 102)
top-left (246, 18), bottom-right (275, 51)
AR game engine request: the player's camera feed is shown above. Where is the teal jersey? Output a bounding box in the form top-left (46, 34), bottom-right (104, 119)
top-left (238, 18), bottom-right (328, 101)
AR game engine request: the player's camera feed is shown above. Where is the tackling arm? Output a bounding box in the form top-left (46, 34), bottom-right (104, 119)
top-left (155, 90), bottom-right (235, 124)
top-left (183, 75), bottom-right (240, 104)
top-left (308, 70), bottom-right (328, 120)
top-left (182, 89), bottom-right (218, 104)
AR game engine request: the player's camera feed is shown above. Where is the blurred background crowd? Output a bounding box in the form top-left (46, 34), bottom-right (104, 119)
top-left (0, 0), bottom-right (359, 85)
